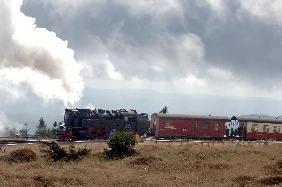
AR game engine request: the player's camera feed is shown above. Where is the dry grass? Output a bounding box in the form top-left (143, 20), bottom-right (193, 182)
top-left (264, 160), bottom-right (282, 176)
top-left (0, 141), bottom-right (281, 186)
top-left (7, 148), bottom-right (37, 163)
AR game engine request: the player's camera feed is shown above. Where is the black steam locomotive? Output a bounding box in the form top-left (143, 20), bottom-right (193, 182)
top-left (59, 108), bottom-right (150, 140)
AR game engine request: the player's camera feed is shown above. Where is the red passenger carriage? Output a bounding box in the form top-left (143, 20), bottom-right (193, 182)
top-left (151, 113), bottom-right (229, 139)
top-left (234, 117), bottom-right (282, 141)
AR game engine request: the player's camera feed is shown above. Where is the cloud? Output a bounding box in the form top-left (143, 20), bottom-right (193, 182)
top-left (20, 0), bottom-right (282, 99)
top-left (21, 0), bottom-right (204, 81)
top-left (2, 0), bottom-right (282, 131)
top-left (238, 0), bottom-right (282, 26)
top-left (0, 0), bottom-right (83, 106)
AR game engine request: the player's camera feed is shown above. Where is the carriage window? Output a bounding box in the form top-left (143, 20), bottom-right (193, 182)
top-left (203, 122), bottom-right (209, 130)
top-left (251, 124), bottom-right (258, 132)
top-left (263, 125), bottom-right (269, 132)
top-left (273, 126), bottom-right (280, 133)
top-left (164, 120), bottom-right (172, 129)
top-left (214, 123), bottom-right (219, 131)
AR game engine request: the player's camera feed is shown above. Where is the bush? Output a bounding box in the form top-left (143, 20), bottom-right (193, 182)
top-left (9, 148), bottom-right (37, 163)
top-left (40, 141), bottom-right (67, 161)
top-left (68, 144), bottom-right (91, 160)
top-left (258, 176), bottom-right (282, 186)
top-left (104, 131), bottom-right (137, 159)
top-left (40, 141), bottom-right (90, 161)
top-left (233, 176), bottom-right (255, 187)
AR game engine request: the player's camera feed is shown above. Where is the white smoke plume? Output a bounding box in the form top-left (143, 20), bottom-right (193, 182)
top-left (0, 112), bottom-right (21, 136)
top-left (0, 0), bottom-right (83, 106)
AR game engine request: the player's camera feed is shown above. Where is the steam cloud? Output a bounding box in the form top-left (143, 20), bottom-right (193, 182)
top-left (0, 0), bottom-right (83, 106)
top-left (0, 112), bottom-right (21, 136)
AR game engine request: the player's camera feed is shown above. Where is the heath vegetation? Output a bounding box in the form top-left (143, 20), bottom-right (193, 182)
top-left (0, 141), bottom-right (281, 186)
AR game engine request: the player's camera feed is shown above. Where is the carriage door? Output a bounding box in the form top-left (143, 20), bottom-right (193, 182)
top-left (192, 121), bottom-right (197, 138)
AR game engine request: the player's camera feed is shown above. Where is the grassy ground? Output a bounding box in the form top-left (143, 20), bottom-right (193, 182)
top-left (0, 141), bottom-right (281, 187)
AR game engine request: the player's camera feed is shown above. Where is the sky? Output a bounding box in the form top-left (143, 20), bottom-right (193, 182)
top-left (1, 0), bottom-right (282, 133)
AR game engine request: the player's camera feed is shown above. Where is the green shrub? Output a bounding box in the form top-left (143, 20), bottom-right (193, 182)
top-left (104, 131), bottom-right (136, 159)
top-left (9, 148), bottom-right (37, 163)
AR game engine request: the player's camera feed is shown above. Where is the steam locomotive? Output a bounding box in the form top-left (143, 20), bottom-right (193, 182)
top-left (58, 108), bottom-right (150, 140)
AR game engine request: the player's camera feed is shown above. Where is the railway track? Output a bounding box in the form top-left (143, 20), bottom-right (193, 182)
top-left (0, 137), bottom-right (281, 146)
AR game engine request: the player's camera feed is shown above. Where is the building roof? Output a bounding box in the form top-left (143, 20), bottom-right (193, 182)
top-left (234, 116), bottom-right (282, 124)
top-left (154, 113), bottom-right (229, 120)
